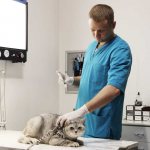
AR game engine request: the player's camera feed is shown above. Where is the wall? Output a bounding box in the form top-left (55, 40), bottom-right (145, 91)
top-left (0, 0), bottom-right (59, 130)
top-left (1, 0), bottom-right (150, 130)
top-left (58, 0), bottom-right (150, 118)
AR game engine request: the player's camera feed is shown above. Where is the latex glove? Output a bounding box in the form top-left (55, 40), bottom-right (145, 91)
top-left (56, 71), bottom-right (74, 85)
top-left (56, 105), bottom-right (89, 127)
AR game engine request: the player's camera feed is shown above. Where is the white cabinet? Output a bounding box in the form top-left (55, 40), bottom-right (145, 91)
top-left (121, 125), bottom-right (150, 150)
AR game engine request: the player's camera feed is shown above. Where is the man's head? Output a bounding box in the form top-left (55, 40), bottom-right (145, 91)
top-left (89, 4), bottom-right (116, 43)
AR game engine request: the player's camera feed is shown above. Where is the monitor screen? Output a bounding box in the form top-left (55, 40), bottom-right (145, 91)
top-left (0, 0), bottom-right (27, 62)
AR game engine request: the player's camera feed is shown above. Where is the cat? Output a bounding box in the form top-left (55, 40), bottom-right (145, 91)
top-left (18, 113), bottom-right (85, 147)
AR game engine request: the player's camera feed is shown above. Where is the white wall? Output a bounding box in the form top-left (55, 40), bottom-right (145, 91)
top-left (1, 0), bottom-right (150, 130)
top-left (58, 0), bottom-right (150, 118)
top-left (1, 0), bottom-right (59, 130)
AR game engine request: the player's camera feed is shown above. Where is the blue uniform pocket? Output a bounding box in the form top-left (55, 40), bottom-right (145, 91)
top-left (85, 112), bottom-right (110, 138)
top-left (92, 63), bottom-right (109, 86)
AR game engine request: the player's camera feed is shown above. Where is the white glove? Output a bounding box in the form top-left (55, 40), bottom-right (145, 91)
top-left (56, 71), bottom-right (74, 85)
top-left (56, 105), bottom-right (89, 127)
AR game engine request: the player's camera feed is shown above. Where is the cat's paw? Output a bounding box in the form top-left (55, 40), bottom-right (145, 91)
top-left (68, 142), bottom-right (80, 147)
top-left (18, 136), bottom-right (39, 144)
top-left (28, 138), bottom-right (39, 144)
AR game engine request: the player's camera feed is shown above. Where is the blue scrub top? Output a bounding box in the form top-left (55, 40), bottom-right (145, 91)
top-left (75, 35), bottom-right (132, 140)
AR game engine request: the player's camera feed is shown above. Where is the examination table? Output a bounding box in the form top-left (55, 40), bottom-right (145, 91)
top-left (0, 130), bottom-right (138, 150)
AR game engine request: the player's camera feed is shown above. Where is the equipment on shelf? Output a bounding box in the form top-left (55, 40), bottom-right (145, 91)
top-left (126, 105), bottom-right (150, 121)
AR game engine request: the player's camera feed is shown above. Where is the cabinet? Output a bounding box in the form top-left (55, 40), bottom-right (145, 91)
top-left (122, 121), bottom-right (150, 150)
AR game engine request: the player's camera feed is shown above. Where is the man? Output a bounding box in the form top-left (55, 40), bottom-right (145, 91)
top-left (57, 4), bottom-right (132, 140)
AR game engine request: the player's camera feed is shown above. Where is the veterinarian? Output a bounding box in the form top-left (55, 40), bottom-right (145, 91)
top-left (56, 4), bottom-right (132, 140)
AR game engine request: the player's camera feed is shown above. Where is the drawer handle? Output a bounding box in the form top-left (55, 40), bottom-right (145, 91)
top-left (134, 133), bottom-right (145, 137)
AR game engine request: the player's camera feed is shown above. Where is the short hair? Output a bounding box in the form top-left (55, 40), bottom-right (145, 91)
top-left (89, 4), bottom-right (114, 24)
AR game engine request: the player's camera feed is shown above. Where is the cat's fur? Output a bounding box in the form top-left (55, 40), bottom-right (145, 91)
top-left (18, 113), bottom-right (85, 147)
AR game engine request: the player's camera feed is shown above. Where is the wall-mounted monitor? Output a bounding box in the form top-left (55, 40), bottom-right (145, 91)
top-left (0, 0), bottom-right (28, 63)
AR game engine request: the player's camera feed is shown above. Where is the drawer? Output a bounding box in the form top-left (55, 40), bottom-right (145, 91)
top-left (138, 142), bottom-right (150, 150)
top-left (121, 126), bottom-right (150, 142)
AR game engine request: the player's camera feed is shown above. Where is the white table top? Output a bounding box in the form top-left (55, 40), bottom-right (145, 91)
top-left (0, 130), bottom-right (138, 150)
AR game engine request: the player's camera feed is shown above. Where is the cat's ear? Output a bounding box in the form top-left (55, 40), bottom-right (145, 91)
top-left (64, 120), bottom-right (71, 126)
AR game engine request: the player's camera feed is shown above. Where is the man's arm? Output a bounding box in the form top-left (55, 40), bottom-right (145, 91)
top-left (86, 85), bottom-right (120, 112)
top-left (56, 84), bottom-right (120, 126)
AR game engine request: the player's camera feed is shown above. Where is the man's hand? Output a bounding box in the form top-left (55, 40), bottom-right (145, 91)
top-left (56, 71), bottom-right (74, 85)
top-left (56, 105), bottom-right (89, 127)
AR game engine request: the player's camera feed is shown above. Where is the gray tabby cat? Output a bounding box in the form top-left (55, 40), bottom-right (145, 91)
top-left (18, 113), bottom-right (85, 147)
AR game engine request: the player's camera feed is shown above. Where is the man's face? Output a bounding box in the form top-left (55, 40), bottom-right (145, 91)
top-left (88, 18), bottom-right (116, 42)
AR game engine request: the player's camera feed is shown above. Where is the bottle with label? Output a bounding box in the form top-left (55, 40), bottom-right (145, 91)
top-left (135, 92), bottom-right (142, 106)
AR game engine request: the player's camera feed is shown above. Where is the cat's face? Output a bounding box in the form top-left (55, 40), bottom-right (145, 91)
top-left (63, 118), bottom-right (85, 139)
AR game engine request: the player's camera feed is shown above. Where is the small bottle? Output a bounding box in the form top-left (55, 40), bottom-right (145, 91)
top-left (135, 92), bottom-right (142, 106)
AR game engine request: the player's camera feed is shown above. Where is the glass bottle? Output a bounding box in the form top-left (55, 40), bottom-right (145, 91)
top-left (135, 92), bottom-right (142, 106)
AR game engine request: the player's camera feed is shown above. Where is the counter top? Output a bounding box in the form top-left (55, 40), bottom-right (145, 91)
top-left (122, 119), bottom-right (150, 127)
top-left (0, 130), bottom-right (138, 150)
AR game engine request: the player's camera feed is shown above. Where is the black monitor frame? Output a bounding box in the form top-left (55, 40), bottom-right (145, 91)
top-left (0, 1), bottom-right (28, 63)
